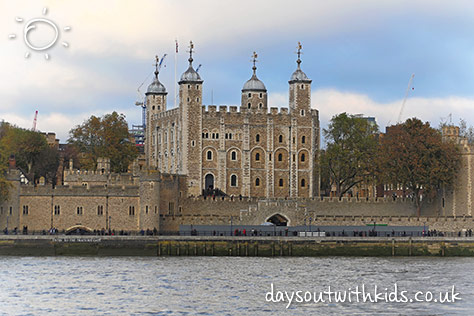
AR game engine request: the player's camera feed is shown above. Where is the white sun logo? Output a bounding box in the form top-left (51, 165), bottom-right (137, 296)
top-left (8, 7), bottom-right (71, 60)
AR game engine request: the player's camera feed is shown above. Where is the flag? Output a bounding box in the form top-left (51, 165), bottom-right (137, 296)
top-left (176, 40), bottom-right (178, 53)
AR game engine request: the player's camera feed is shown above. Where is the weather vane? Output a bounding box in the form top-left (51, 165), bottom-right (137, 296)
top-left (188, 41), bottom-right (194, 61)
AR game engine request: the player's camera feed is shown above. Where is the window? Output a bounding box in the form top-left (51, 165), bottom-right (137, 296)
top-left (22, 205), bottom-right (28, 215)
top-left (279, 135), bottom-right (283, 143)
top-left (188, 84), bottom-right (191, 89)
top-left (269, 153), bottom-right (272, 161)
top-left (278, 153), bottom-right (283, 161)
top-left (191, 140), bottom-right (195, 147)
top-left (77, 206), bottom-right (83, 215)
top-left (259, 93), bottom-right (263, 98)
top-left (279, 179), bottom-right (284, 187)
top-left (54, 205), bottom-right (60, 215)
top-left (231, 151), bottom-right (237, 161)
top-left (293, 154), bottom-right (296, 161)
top-left (196, 97), bottom-right (200, 102)
top-left (301, 109), bottom-right (305, 116)
top-left (129, 206), bottom-right (135, 216)
top-left (97, 205), bottom-right (103, 216)
top-left (301, 179), bottom-right (306, 187)
top-left (187, 97), bottom-right (190, 102)
top-left (145, 206), bottom-right (149, 214)
top-left (248, 103), bottom-right (251, 109)
top-left (255, 153), bottom-right (260, 161)
top-left (259, 103), bottom-right (263, 109)
top-left (301, 84), bottom-right (304, 89)
top-left (301, 153), bottom-right (305, 162)
top-left (152, 106), bottom-right (155, 110)
top-left (256, 134), bottom-right (260, 142)
top-left (302, 135), bottom-right (306, 144)
top-left (255, 178), bottom-right (260, 186)
top-left (207, 150), bottom-right (212, 160)
top-left (9, 207), bottom-right (12, 215)
top-left (230, 175), bottom-right (237, 187)
top-left (157, 106), bottom-right (160, 110)
top-left (248, 93), bottom-right (251, 98)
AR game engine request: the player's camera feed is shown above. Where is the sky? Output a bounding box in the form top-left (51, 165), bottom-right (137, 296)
top-left (2, 0), bottom-right (474, 143)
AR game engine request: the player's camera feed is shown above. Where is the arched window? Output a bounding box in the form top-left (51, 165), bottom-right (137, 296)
top-left (248, 93), bottom-right (251, 98)
top-left (230, 175), bottom-right (237, 187)
top-left (255, 153), bottom-right (260, 161)
top-left (302, 135), bottom-right (306, 144)
top-left (255, 178), bottom-right (260, 186)
top-left (279, 179), bottom-right (283, 187)
top-left (207, 150), bottom-right (212, 160)
top-left (231, 150), bottom-right (237, 161)
top-left (279, 135), bottom-right (283, 143)
top-left (301, 179), bottom-right (305, 187)
top-left (259, 103), bottom-right (263, 109)
top-left (248, 103), bottom-right (251, 109)
top-left (256, 134), bottom-right (260, 142)
top-left (301, 153), bottom-right (305, 162)
top-left (278, 153), bottom-right (283, 161)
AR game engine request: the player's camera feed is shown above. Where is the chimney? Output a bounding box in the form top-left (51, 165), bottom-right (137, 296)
top-left (8, 155), bottom-right (16, 169)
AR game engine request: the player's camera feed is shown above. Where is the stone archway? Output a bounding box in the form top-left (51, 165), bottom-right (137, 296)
top-left (205, 174), bottom-right (214, 190)
top-left (65, 225), bottom-right (93, 235)
top-left (266, 213), bottom-right (289, 226)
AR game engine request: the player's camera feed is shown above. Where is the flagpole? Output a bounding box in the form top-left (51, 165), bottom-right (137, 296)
top-left (174, 39), bottom-right (178, 108)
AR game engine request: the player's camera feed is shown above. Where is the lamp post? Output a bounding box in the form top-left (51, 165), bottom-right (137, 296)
top-left (309, 217), bottom-right (312, 236)
top-left (230, 216), bottom-right (233, 236)
top-left (108, 216), bottom-right (112, 234)
top-left (373, 221), bottom-right (376, 237)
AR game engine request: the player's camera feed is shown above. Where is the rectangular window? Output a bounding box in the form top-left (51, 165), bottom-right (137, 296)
top-left (97, 205), bottom-right (103, 216)
top-left (77, 206), bottom-right (83, 215)
top-left (22, 205), bottom-right (28, 215)
top-left (146, 205), bottom-right (149, 214)
top-left (54, 205), bottom-right (61, 215)
top-left (129, 206), bottom-right (135, 216)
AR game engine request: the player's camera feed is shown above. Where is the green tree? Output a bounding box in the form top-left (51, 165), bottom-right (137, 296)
top-left (321, 113), bottom-right (379, 198)
top-left (0, 121), bottom-right (57, 183)
top-left (68, 112), bottom-right (138, 173)
top-left (379, 118), bottom-right (460, 216)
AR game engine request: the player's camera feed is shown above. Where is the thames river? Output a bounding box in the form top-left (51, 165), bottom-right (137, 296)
top-left (0, 256), bottom-right (472, 315)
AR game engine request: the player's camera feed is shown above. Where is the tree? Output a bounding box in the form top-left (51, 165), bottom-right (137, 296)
top-left (321, 113), bottom-right (379, 198)
top-left (68, 112), bottom-right (138, 173)
top-left (0, 121), bottom-right (57, 183)
top-left (379, 118), bottom-right (460, 216)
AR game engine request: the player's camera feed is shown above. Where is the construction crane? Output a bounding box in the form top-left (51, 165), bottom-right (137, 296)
top-left (397, 74), bottom-right (415, 124)
top-left (32, 110), bottom-right (38, 131)
top-left (196, 64), bottom-right (202, 73)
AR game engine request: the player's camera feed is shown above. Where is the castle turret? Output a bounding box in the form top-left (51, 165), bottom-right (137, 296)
top-left (241, 52), bottom-right (267, 112)
top-left (179, 41), bottom-right (203, 196)
top-left (289, 42), bottom-right (312, 115)
top-left (145, 56), bottom-right (168, 167)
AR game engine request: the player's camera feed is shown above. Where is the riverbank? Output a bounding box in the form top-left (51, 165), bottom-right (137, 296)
top-left (1, 235), bottom-right (474, 257)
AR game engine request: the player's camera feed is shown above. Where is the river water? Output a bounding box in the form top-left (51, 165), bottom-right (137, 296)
top-left (0, 256), bottom-right (472, 315)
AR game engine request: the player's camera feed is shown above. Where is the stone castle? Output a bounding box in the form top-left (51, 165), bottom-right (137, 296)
top-left (1, 43), bottom-right (474, 234)
top-left (145, 44), bottom-right (319, 198)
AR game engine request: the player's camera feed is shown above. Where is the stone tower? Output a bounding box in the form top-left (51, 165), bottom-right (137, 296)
top-left (145, 56), bottom-right (167, 167)
top-left (241, 52), bottom-right (268, 112)
top-left (179, 41), bottom-right (203, 196)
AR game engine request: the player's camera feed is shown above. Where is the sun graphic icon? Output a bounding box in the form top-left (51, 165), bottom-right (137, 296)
top-left (8, 7), bottom-right (71, 60)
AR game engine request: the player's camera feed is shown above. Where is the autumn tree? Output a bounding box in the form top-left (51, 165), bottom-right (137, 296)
top-left (68, 112), bottom-right (138, 173)
top-left (321, 113), bottom-right (379, 198)
top-left (378, 118), bottom-right (460, 216)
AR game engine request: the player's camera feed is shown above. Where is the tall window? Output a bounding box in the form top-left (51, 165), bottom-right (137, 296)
top-left (301, 179), bottom-right (306, 187)
top-left (279, 179), bottom-right (284, 187)
top-left (301, 153), bottom-right (305, 162)
top-left (207, 150), bottom-right (212, 160)
top-left (302, 135), bottom-right (306, 144)
top-left (77, 206), bottom-right (83, 215)
top-left (230, 175), bottom-right (237, 187)
top-left (278, 153), bottom-right (283, 161)
top-left (231, 150), bottom-right (237, 161)
top-left (129, 206), bottom-right (135, 216)
top-left (279, 135), bottom-right (283, 143)
top-left (255, 153), bottom-right (260, 161)
top-left (256, 134), bottom-right (260, 142)
top-left (54, 205), bottom-right (60, 215)
top-left (255, 178), bottom-right (260, 186)
top-left (22, 205), bottom-right (28, 215)
top-left (97, 205), bottom-right (104, 216)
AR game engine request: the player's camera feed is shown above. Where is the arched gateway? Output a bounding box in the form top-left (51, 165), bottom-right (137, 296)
top-left (266, 214), bottom-right (290, 226)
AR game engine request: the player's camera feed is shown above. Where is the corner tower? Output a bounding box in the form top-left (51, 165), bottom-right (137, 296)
top-left (145, 55), bottom-right (167, 166)
top-left (241, 52), bottom-right (267, 112)
top-left (289, 42), bottom-right (312, 114)
top-left (179, 41), bottom-right (203, 196)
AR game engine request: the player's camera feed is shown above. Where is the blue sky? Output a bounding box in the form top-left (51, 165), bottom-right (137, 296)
top-left (2, 0), bottom-right (474, 141)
